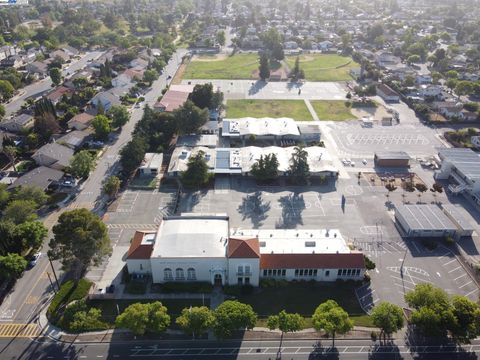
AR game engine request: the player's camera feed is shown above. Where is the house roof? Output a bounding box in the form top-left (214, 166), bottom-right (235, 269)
top-left (123, 68), bottom-right (144, 80)
top-left (227, 238), bottom-right (260, 258)
top-left (33, 142), bottom-right (74, 168)
top-left (55, 130), bottom-right (90, 148)
top-left (127, 231), bottom-right (157, 259)
top-left (46, 86), bottom-right (73, 102)
top-left (68, 112), bottom-right (94, 125)
top-left (8, 166), bottom-right (63, 190)
top-left (155, 90), bottom-right (190, 112)
top-left (260, 253), bottom-right (365, 269)
top-left (3, 113), bottom-right (33, 127)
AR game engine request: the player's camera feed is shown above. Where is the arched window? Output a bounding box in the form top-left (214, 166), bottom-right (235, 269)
top-left (164, 268), bottom-right (173, 281)
top-left (175, 268), bottom-right (184, 280)
top-left (187, 268), bottom-right (196, 280)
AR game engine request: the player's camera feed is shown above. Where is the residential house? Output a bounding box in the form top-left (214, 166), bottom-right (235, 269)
top-left (153, 84), bottom-right (194, 112)
top-left (32, 142), bottom-right (74, 170)
top-left (89, 90), bottom-right (122, 112)
top-left (419, 85), bottom-right (443, 98)
top-left (129, 58), bottom-right (149, 70)
top-left (62, 46), bottom-right (79, 57)
top-left (64, 69), bottom-right (94, 89)
top-left (376, 83), bottom-right (400, 102)
top-left (49, 49), bottom-right (70, 63)
top-left (67, 113), bottom-right (94, 131)
top-left (26, 61), bottom-right (49, 77)
top-left (46, 86), bottom-right (74, 105)
top-left (318, 40), bottom-right (334, 51)
top-left (8, 166), bottom-right (64, 191)
top-left (284, 41), bottom-right (299, 50)
top-left (55, 130), bottom-right (90, 150)
top-left (0, 55), bottom-right (23, 69)
top-left (0, 113), bottom-right (34, 133)
top-left (0, 45), bottom-right (17, 61)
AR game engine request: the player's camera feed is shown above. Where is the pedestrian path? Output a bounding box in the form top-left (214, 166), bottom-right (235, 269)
top-left (0, 323), bottom-right (41, 338)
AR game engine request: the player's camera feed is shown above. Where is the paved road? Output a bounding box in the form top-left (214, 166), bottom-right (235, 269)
top-left (3, 51), bottom-right (104, 117)
top-left (0, 48), bottom-right (187, 327)
top-left (1, 337), bottom-right (479, 359)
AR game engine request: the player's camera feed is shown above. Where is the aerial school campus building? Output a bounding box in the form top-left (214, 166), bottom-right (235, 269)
top-left (126, 214), bottom-right (366, 286)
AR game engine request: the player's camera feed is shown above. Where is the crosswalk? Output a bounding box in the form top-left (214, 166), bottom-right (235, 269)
top-left (107, 223), bottom-right (157, 230)
top-left (0, 323), bottom-right (41, 338)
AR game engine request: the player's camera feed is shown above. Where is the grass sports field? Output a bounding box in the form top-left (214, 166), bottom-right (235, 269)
top-left (286, 54), bottom-right (359, 81)
top-left (183, 53), bottom-right (260, 79)
top-left (226, 99), bottom-right (313, 121)
top-left (310, 100), bottom-right (357, 121)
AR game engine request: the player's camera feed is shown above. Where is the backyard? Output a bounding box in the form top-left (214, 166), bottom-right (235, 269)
top-left (226, 99), bottom-right (313, 120)
top-left (236, 281), bottom-right (373, 328)
top-left (183, 54), bottom-right (261, 79)
top-left (286, 54), bottom-right (359, 81)
top-left (310, 100), bottom-right (357, 121)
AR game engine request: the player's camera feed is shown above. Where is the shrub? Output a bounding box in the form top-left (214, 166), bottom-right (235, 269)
top-left (364, 255), bottom-right (376, 270)
top-left (260, 278), bottom-right (289, 288)
top-left (444, 236), bottom-right (455, 246)
top-left (47, 279), bottom-right (93, 321)
top-left (60, 299), bottom-right (109, 332)
top-left (125, 281), bottom-right (147, 295)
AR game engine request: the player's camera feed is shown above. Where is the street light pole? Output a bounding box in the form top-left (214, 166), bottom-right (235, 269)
top-left (46, 272), bottom-right (56, 294)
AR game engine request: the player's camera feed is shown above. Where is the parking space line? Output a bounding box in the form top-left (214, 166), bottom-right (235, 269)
top-left (448, 266), bottom-right (462, 273)
top-left (459, 281), bottom-right (473, 289)
top-left (454, 273), bottom-right (467, 281)
top-left (443, 259), bottom-right (457, 266)
top-left (437, 252), bottom-right (451, 259)
top-left (465, 288), bottom-right (478, 297)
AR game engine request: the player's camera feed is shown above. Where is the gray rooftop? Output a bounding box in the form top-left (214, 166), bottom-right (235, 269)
top-left (8, 166), bottom-right (63, 190)
top-left (438, 148), bottom-right (480, 182)
top-left (396, 204), bottom-right (456, 231)
top-left (441, 204), bottom-right (476, 232)
top-left (176, 134), bottom-right (217, 148)
top-left (375, 151), bottom-right (410, 160)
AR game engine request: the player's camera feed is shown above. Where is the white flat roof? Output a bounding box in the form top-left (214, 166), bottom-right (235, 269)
top-left (223, 117), bottom-right (300, 137)
top-left (230, 229), bottom-right (350, 254)
top-left (140, 153), bottom-right (163, 170)
top-left (151, 214), bottom-right (229, 258)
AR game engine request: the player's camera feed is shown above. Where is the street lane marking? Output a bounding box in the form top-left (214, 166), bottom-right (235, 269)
top-left (25, 296), bottom-right (39, 305)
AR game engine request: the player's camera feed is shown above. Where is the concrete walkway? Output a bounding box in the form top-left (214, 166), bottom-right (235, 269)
top-left (304, 99), bottom-right (350, 180)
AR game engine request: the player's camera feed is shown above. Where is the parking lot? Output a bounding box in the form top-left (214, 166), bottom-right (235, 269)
top-left (347, 133), bottom-right (429, 146)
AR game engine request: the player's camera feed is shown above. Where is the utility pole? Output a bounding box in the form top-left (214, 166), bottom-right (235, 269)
top-left (47, 252), bottom-right (60, 290)
top-left (46, 272), bottom-right (56, 294)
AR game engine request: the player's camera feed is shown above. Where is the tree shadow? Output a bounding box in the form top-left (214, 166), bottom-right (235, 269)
top-left (237, 191), bottom-right (271, 228)
top-left (248, 80), bottom-right (267, 95)
top-left (178, 189), bottom-right (208, 212)
top-left (275, 193), bottom-right (305, 229)
top-left (368, 341), bottom-right (403, 359)
top-left (308, 341), bottom-right (340, 360)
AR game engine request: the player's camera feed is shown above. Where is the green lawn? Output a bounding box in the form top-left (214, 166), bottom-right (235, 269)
top-left (184, 54), bottom-right (260, 79)
top-left (286, 54), bottom-right (359, 81)
top-left (310, 100), bottom-right (357, 121)
top-left (236, 282), bottom-right (371, 327)
top-left (226, 99), bottom-right (313, 121)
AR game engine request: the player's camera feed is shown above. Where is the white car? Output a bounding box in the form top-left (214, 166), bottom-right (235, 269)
top-left (362, 159), bottom-right (368, 165)
top-left (29, 252), bottom-right (41, 267)
top-left (350, 161), bottom-right (356, 167)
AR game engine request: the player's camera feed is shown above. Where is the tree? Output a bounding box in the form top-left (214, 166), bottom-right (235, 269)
top-left (4, 200), bottom-right (37, 224)
top-left (70, 150), bottom-right (96, 179)
top-left (406, 54), bottom-right (421, 64)
top-left (108, 105), bottom-right (130, 128)
top-left (213, 300), bottom-right (257, 338)
top-left (250, 154), bottom-right (279, 182)
top-left (259, 53), bottom-right (270, 81)
top-left (174, 100), bottom-right (209, 135)
top-left (312, 300), bottom-right (353, 347)
top-left (120, 136), bottom-right (147, 175)
top-left (143, 69), bottom-right (159, 85)
top-left (290, 56), bottom-right (304, 81)
top-left (92, 115), bottom-right (112, 141)
top-left (12, 185), bottom-right (49, 207)
top-left (189, 83), bottom-right (215, 110)
top-left (0, 104), bottom-right (5, 120)
top-left (0, 253), bottom-right (27, 280)
top-left (450, 296), bottom-right (480, 343)
top-left (15, 221), bottom-right (48, 251)
top-left (116, 302), bottom-right (170, 336)
top-left (0, 80), bottom-right (14, 101)
top-left (3, 145), bottom-right (18, 171)
top-left (216, 30), bottom-right (226, 46)
top-left (405, 283), bottom-right (454, 337)
top-left (289, 146), bottom-right (310, 184)
top-left (176, 306), bottom-right (215, 338)
top-left (49, 209), bottom-right (111, 280)
top-left (49, 67), bottom-right (62, 86)
top-left (267, 310), bottom-right (304, 335)
top-left (34, 113), bottom-right (61, 142)
top-left (0, 184), bottom-right (10, 210)
top-left (371, 302), bottom-right (404, 342)
top-left (103, 176), bottom-right (121, 197)
top-left (181, 150), bottom-right (211, 188)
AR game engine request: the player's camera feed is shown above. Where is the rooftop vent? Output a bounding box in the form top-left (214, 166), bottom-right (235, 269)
top-left (259, 241), bottom-right (266, 247)
top-left (305, 241), bottom-right (316, 247)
